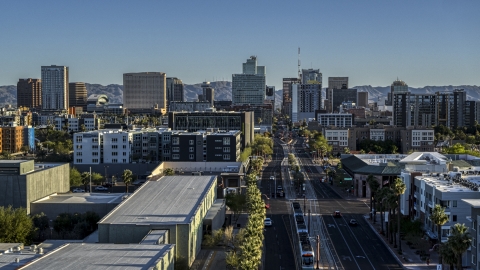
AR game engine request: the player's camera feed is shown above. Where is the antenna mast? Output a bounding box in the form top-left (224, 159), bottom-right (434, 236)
top-left (298, 47), bottom-right (301, 80)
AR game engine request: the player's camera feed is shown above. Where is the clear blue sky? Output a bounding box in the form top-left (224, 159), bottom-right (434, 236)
top-left (1, 0), bottom-right (479, 89)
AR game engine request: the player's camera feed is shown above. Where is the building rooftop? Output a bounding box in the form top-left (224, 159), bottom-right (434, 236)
top-left (416, 174), bottom-right (480, 193)
top-left (18, 243), bottom-right (174, 270)
top-left (400, 152), bottom-right (447, 164)
top-left (32, 193), bottom-right (125, 205)
top-left (99, 176), bottom-right (216, 225)
top-left (462, 199), bottom-right (480, 208)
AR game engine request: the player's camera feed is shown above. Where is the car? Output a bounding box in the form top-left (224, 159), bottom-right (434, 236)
top-left (334, 210), bottom-right (342, 218)
top-left (292, 202), bottom-right (301, 209)
top-left (270, 176), bottom-right (275, 180)
top-left (95, 186), bottom-right (109, 191)
top-left (264, 218), bottom-right (273, 227)
top-left (72, 188), bottom-right (85, 193)
top-left (349, 219), bottom-right (358, 226)
top-left (265, 203), bottom-right (270, 209)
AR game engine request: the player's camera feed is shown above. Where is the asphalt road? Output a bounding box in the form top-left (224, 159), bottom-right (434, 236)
top-left (261, 137), bottom-right (297, 270)
top-left (293, 138), bottom-right (403, 270)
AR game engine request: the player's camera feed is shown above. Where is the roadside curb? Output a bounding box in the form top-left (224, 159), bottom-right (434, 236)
top-left (364, 217), bottom-right (407, 269)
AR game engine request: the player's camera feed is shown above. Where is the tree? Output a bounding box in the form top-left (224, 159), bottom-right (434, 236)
top-left (240, 147), bottom-right (252, 162)
top-left (439, 241), bottom-right (457, 269)
top-left (392, 177), bottom-right (406, 253)
top-left (122, 169), bottom-right (133, 193)
top-left (448, 223), bottom-right (472, 270)
top-left (164, 168), bottom-right (174, 176)
top-left (0, 151), bottom-right (13, 160)
top-left (367, 174), bottom-right (380, 220)
top-left (91, 172), bottom-right (104, 185)
top-left (343, 147), bottom-right (350, 154)
top-left (225, 193), bottom-right (247, 225)
top-left (81, 172), bottom-right (91, 191)
top-left (70, 167), bottom-right (82, 187)
top-left (430, 204), bottom-right (449, 265)
top-left (21, 145), bottom-right (30, 155)
top-left (0, 206), bottom-right (35, 244)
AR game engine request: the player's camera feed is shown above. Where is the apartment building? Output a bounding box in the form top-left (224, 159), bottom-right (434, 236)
top-left (317, 113), bottom-right (353, 127)
top-left (73, 130), bottom-right (133, 165)
top-left (17, 78), bottom-right (42, 110)
top-left (206, 131), bottom-right (241, 162)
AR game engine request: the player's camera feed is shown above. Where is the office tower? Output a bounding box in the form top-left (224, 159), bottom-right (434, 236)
top-left (232, 56), bottom-right (266, 105)
top-left (17, 78), bottom-right (41, 110)
top-left (123, 72), bottom-right (167, 112)
top-left (436, 89), bottom-right (466, 129)
top-left (282, 78), bottom-right (301, 117)
top-left (387, 79), bottom-right (409, 106)
top-left (41, 65), bottom-right (69, 111)
top-left (301, 69), bottom-right (322, 84)
top-left (357, 92), bottom-right (368, 107)
top-left (291, 84), bottom-right (322, 122)
top-left (201, 82), bottom-right (215, 107)
top-left (69, 82), bottom-right (87, 110)
top-left (326, 77), bottom-right (348, 112)
top-left (166, 77), bottom-right (184, 104)
top-left (331, 88), bottom-right (357, 113)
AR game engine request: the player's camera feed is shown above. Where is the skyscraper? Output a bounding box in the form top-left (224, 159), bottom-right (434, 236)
top-left (326, 77), bottom-right (348, 112)
top-left (123, 72), bottom-right (167, 112)
top-left (357, 92), bottom-right (369, 108)
top-left (69, 82), bottom-right (87, 110)
top-left (166, 77), bottom-right (184, 104)
top-left (232, 56), bottom-right (266, 105)
top-left (201, 82), bottom-right (215, 107)
top-left (291, 83), bottom-right (322, 122)
top-left (331, 88), bottom-right (357, 113)
top-left (387, 79), bottom-right (409, 106)
top-left (301, 69), bottom-right (322, 85)
top-left (41, 65), bottom-right (69, 111)
top-left (17, 78), bottom-right (41, 110)
top-left (282, 78), bottom-right (301, 117)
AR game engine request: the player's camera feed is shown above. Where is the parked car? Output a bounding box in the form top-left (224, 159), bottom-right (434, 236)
top-left (264, 218), bottom-right (273, 227)
top-left (334, 210), bottom-right (342, 218)
top-left (72, 188), bottom-right (85, 193)
top-left (95, 186), bottom-right (109, 191)
top-left (349, 219), bottom-right (358, 226)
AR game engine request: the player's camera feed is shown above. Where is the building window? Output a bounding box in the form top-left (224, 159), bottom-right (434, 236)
top-left (223, 137), bottom-right (230, 145)
top-left (112, 145), bottom-right (118, 149)
top-left (76, 152), bottom-right (82, 156)
top-left (123, 136), bottom-right (127, 142)
top-left (92, 159), bottom-right (98, 163)
top-left (172, 137), bottom-right (179, 145)
top-left (453, 215), bottom-right (457, 222)
top-left (172, 147), bottom-right (179, 152)
top-left (223, 154), bottom-right (230, 160)
top-left (112, 159), bottom-right (117, 163)
top-left (189, 147), bottom-right (194, 152)
top-left (172, 154), bottom-right (179, 159)
top-left (112, 138), bottom-right (118, 142)
top-left (189, 140), bottom-right (194, 145)
top-left (76, 159), bottom-right (82, 163)
top-left (123, 159), bottom-right (127, 163)
top-left (123, 152), bottom-right (126, 156)
top-left (76, 136), bottom-right (82, 143)
top-left (92, 145), bottom-right (98, 149)
top-left (223, 147), bottom-right (230, 152)
top-left (112, 152), bottom-right (118, 156)
top-left (189, 154), bottom-right (194, 159)
top-left (452, 200), bottom-right (457, 207)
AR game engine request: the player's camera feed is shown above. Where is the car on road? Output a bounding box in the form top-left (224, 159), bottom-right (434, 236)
top-left (95, 186), bottom-right (109, 191)
top-left (264, 218), bottom-right (273, 227)
top-left (265, 203), bottom-right (270, 209)
top-left (270, 176), bottom-right (275, 180)
top-left (349, 219), bottom-right (358, 226)
top-left (334, 210), bottom-right (342, 218)
top-left (72, 188), bottom-right (85, 193)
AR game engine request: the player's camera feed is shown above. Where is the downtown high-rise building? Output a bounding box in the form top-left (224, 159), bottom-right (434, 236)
top-left (301, 69), bottom-right (322, 84)
top-left (17, 78), bottom-right (41, 110)
top-left (123, 72), bottom-right (167, 112)
top-left (291, 83), bottom-right (322, 122)
top-left (387, 79), bottom-right (409, 106)
top-left (41, 65), bottom-right (69, 111)
top-left (166, 77), bottom-right (184, 104)
top-left (201, 81), bottom-right (215, 107)
top-left (69, 82), bottom-right (87, 110)
top-left (357, 92), bottom-right (369, 108)
top-left (232, 56), bottom-right (266, 105)
top-left (282, 78), bottom-right (301, 117)
top-left (326, 77), bottom-right (348, 112)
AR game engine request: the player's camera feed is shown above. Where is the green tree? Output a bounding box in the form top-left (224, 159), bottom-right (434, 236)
top-left (0, 151), bottom-right (13, 160)
top-left (70, 167), bottom-right (82, 187)
top-left (21, 145), bottom-right (30, 155)
top-left (240, 147), bottom-right (252, 162)
top-left (367, 174), bottom-right (380, 219)
top-left (392, 177), bottom-right (406, 253)
top-left (343, 147), bottom-right (350, 154)
top-left (225, 193), bottom-right (247, 225)
top-left (0, 206), bottom-right (35, 244)
top-left (439, 241), bottom-right (457, 269)
top-left (81, 172), bottom-right (91, 192)
top-left (122, 169), bottom-right (133, 193)
top-left (91, 172), bottom-right (104, 185)
top-left (430, 204), bottom-right (449, 265)
top-left (448, 223), bottom-right (472, 270)
top-left (164, 168), bottom-right (174, 176)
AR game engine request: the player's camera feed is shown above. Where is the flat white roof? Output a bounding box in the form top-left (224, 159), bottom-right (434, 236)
top-left (99, 175), bottom-right (216, 225)
top-left (18, 243), bottom-right (174, 270)
top-left (32, 193), bottom-right (124, 204)
top-left (462, 199), bottom-right (480, 208)
top-left (400, 152), bottom-right (447, 164)
top-left (417, 175), bottom-right (480, 193)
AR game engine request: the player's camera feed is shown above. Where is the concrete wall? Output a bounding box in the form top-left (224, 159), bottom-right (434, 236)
top-left (0, 163), bottom-right (69, 214)
top-left (72, 163), bottom-right (159, 180)
top-left (30, 202), bottom-right (119, 220)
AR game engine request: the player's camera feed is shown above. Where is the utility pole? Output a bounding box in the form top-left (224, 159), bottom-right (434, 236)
top-left (89, 167), bottom-right (92, 193)
top-left (308, 209), bottom-right (311, 234)
top-left (316, 235), bottom-right (320, 269)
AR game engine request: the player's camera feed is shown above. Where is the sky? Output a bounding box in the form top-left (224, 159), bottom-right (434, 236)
top-left (0, 0), bottom-right (479, 89)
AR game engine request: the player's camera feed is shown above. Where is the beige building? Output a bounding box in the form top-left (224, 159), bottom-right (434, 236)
top-left (123, 72), bottom-right (167, 112)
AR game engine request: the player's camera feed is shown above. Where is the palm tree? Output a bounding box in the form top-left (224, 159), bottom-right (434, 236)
top-left (392, 177), bottom-right (406, 253)
top-left (367, 174), bottom-right (380, 221)
top-left (439, 241), bottom-right (456, 270)
top-left (430, 204), bottom-right (449, 265)
top-left (448, 223), bottom-right (472, 270)
top-left (122, 169), bottom-right (133, 193)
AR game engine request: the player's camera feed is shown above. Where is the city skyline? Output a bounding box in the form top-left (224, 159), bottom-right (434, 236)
top-left (1, 1), bottom-right (479, 89)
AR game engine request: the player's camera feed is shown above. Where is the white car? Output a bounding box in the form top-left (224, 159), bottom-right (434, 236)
top-left (270, 176), bottom-right (275, 180)
top-left (72, 188), bottom-right (85, 193)
top-left (264, 218), bottom-right (273, 227)
top-left (95, 186), bottom-right (109, 191)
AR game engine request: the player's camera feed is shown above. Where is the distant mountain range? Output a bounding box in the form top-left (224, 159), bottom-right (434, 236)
top-left (1, 82), bottom-right (479, 108)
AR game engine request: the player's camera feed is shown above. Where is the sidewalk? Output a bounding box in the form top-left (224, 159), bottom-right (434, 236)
top-left (328, 181), bottom-right (440, 270)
